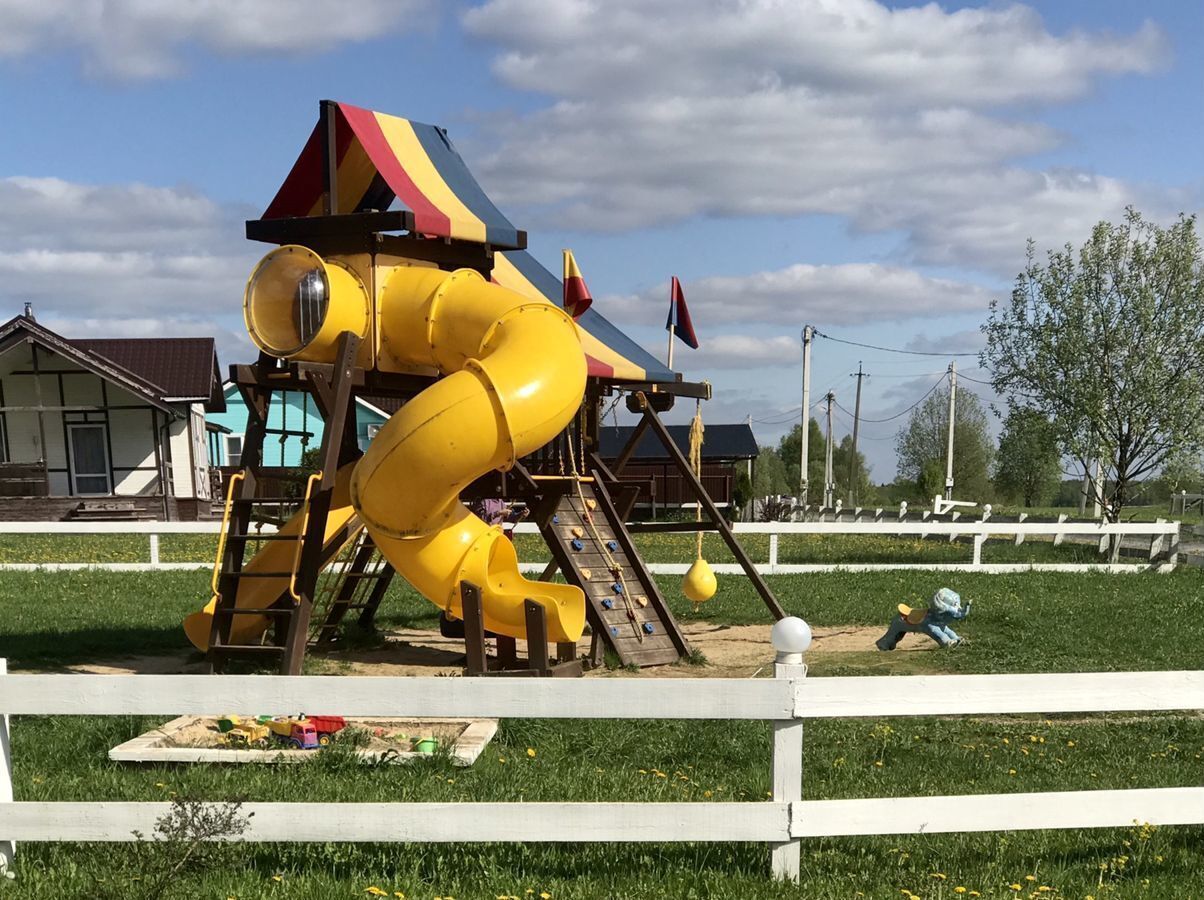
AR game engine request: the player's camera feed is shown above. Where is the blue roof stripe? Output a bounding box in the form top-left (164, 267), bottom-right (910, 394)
top-left (408, 121), bottom-right (522, 248)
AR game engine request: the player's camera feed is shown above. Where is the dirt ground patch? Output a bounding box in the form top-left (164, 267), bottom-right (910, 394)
top-left (52, 620), bottom-right (932, 679)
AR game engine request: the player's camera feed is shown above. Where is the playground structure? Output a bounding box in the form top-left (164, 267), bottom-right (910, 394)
top-left (183, 100), bottom-right (781, 675)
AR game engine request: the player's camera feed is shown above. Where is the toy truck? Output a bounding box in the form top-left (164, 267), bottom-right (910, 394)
top-left (306, 715), bottom-right (347, 746)
top-left (264, 716), bottom-right (319, 750)
top-left (225, 722), bottom-right (270, 748)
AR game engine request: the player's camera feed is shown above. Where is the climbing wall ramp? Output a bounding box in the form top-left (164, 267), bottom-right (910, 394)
top-left (539, 477), bottom-right (690, 668)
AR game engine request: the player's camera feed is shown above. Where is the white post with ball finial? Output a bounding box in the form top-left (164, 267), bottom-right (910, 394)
top-left (770, 617), bottom-right (810, 881)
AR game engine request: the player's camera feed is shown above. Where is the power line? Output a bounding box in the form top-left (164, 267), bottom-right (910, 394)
top-left (813, 328), bottom-right (980, 358)
top-left (832, 373), bottom-right (947, 424)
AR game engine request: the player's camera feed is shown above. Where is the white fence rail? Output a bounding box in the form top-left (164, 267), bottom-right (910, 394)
top-left (1, 658), bottom-right (1201, 882)
top-left (0, 518), bottom-right (1181, 574)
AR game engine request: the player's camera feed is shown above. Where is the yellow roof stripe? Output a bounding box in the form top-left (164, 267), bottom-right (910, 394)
top-left (374, 113), bottom-right (487, 243)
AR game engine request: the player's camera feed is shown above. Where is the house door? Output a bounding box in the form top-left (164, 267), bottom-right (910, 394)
top-left (67, 423), bottom-right (112, 496)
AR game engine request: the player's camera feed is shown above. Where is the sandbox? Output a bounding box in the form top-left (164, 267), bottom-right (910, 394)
top-left (109, 716), bottom-right (498, 767)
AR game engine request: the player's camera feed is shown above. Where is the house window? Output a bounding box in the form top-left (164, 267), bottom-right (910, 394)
top-left (225, 433), bottom-right (244, 467)
top-left (362, 423), bottom-right (382, 451)
top-left (67, 423), bottom-right (112, 496)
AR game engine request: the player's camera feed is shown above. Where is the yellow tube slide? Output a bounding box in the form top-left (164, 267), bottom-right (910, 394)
top-left (182, 465), bottom-right (359, 651)
top-left (351, 266), bottom-right (587, 643)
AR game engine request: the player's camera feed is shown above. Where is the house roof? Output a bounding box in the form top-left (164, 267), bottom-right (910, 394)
top-left (0, 316), bottom-right (224, 414)
top-left (73, 338), bottom-right (224, 410)
top-left (598, 423), bottom-right (758, 463)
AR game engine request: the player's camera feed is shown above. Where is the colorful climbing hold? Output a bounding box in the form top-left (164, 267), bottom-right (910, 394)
top-left (612, 582), bottom-right (624, 594)
top-left (636, 596), bottom-right (649, 608)
top-left (580, 568), bottom-right (592, 579)
top-left (643, 622), bottom-right (655, 634)
top-left (571, 538), bottom-right (584, 551)
top-left (607, 540), bottom-right (619, 552)
top-left (571, 526), bottom-right (584, 539)
top-left (601, 598), bottom-right (614, 610)
top-left (609, 626), bottom-right (620, 636)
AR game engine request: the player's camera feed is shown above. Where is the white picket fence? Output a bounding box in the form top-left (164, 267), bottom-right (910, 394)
top-left (0, 517), bottom-right (1182, 573)
top-left (1, 655), bottom-right (1202, 882)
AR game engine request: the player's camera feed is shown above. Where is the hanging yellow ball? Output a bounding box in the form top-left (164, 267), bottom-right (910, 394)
top-left (682, 557), bottom-right (717, 603)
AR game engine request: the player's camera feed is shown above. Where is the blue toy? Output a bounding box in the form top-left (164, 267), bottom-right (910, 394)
top-left (876, 588), bottom-right (972, 650)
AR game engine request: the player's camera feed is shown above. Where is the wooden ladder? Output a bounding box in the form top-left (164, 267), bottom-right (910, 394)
top-left (308, 527), bottom-right (396, 646)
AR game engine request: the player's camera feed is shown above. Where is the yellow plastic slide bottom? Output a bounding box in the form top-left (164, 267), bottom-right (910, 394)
top-left (372, 504), bottom-right (585, 645)
top-left (182, 465), bottom-right (359, 652)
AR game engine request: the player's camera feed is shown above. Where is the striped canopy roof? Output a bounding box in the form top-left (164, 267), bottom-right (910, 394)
top-left (264, 101), bottom-right (674, 383)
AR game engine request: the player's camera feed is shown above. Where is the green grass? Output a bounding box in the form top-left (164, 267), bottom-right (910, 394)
top-left (0, 566), bottom-right (1201, 897)
top-left (0, 528), bottom-right (1115, 567)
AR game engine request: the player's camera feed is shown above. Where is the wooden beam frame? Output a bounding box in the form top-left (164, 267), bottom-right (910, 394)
top-left (632, 392), bottom-right (786, 621)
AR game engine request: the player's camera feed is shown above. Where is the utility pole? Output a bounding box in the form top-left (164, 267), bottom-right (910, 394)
top-left (847, 361), bottom-right (867, 506)
top-left (823, 391), bottom-right (835, 509)
top-left (944, 361), bottom-right (957, 501)
top-left (799, 326), bottom-right (813, 508)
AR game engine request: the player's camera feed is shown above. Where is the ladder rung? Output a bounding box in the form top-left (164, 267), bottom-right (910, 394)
top-left (236, 496), bottom-right (303, 504)
top-left (214, 607), bottom-right (295, 617)
top-left (210, 644), bottom-right (286, 655)
top-left (230, 571), bottom-right (297, 578)
top-left (225, 534), bottom-right (300, 543)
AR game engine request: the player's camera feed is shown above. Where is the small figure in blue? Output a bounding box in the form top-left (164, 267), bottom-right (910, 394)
top-left (875, 587), bottom-right (972, 650)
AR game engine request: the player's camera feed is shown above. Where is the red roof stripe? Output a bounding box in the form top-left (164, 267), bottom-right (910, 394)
top-left (337, 103), bottom-right (451, 237)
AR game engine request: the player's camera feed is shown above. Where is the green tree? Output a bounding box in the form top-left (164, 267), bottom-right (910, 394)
top-left (752, 447), bottom-right (789, 497)
top-left (895, 387), bottom-right (994, 501)
top-left (983, 209), bottom-right (1204, 520)
top-left (775, 420), bottom-right (825, 496)
top-left (773, 421), bottom-right (873, 504)
top-left (993, 408), bottom-right (1061, 506)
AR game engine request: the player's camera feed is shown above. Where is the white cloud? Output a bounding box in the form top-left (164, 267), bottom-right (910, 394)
top-left (606, 263), bottom-right (994, 329)
top-left (0, 176), bottom-right (258, 364)
top-left (0, 0), bottom-right (432, 78)
top-left (648, 333), bottom-right (800, 370)
top-left (461, 0), bottom-right (1177, 275)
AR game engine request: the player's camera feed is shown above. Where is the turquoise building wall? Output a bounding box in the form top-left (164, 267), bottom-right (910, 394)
top-left (207, 385), bottom-right (389, 466)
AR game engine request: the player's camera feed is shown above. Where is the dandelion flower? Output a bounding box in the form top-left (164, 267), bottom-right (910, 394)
top-left (954, 889), bottom-right (967, 895)
top-left (272, 874), bottom-right (283, 882)
top-left (498, 758), bottom-right (506, 764)
top-left (365, 889), bottom-right (388, 897)
top-left (703, 790), bottom-right (713, 798)
top-left (526, 748), bottom-right (536, 758)
top-left (1008, 769), bottom-right (1017, 776)
top-left (1008, 885), bottom-right (1021, 892)
top-left (540, 893), bottom-right (552, 899)
top-left (1025, 876), bottom-right (1036, 882)
top-left (395, 894), bottom-right (405, 899)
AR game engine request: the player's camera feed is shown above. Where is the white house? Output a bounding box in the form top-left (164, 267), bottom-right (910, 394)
top-left (0, 312), bottom-right (224, 520)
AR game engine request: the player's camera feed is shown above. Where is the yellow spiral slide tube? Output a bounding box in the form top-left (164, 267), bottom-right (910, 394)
top-left (353, 266), bottom-right (587, 642)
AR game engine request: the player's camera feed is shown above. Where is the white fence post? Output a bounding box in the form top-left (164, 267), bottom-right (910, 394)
top-left (1169, 524), bottom-right (1180, 567)
top-left (972, 534), bottom-right (986, 568)
top-left (1014, 512), bottom-right (1027, 545)
top-left (148, 533), bottom-right (160, 568)
top-left (768, 533), bottom-right (779, 575)
top-left (948, 511), bottom-right (960, 543)
top-left (769, 621), bottom-right (808, 882)
top-left (1, 658), bottom-right (13, 878)
top-left (1149, 519), bottom-right (1165, 563)
top-left (1052, 513), bottom-right (1068, 546)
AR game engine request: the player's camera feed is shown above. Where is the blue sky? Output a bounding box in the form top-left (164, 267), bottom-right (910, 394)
top-left (1, 0), bottom-right (1199, 480)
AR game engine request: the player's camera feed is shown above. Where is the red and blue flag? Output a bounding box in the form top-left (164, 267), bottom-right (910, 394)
top-left (665, 276), bottom-right (698, 349)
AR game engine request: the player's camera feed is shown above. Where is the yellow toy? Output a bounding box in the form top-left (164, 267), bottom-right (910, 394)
top-left (682, 399), bottom-right (717, 603)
